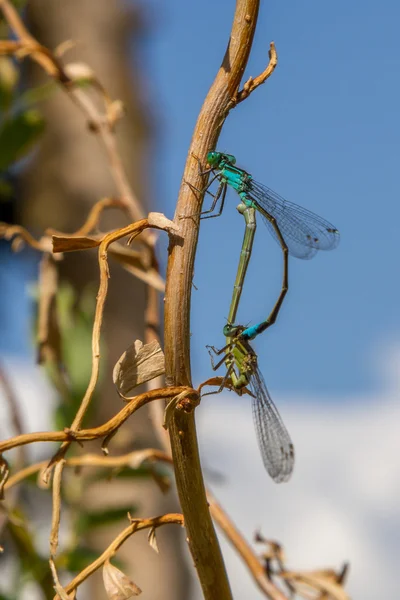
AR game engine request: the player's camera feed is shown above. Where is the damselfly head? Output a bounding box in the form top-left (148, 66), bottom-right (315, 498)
top-left (207, 151), bottom-right (236, 168)
top-left (223, 322), bottom-right (245, 338)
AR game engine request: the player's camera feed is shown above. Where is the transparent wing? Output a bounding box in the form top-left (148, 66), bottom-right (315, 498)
top-left (249, 180), bottom-right (340, 259)
top-left (250, 366), bottom-right (295, 483)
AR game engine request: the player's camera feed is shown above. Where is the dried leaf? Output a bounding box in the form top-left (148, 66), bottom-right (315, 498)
top-left (254, 531), bottom-right (285, 563)
top-left (282, 569), bottom-right (349, 600)
top-left (162, 396), bottom-right (180, 430)
top-left (147, 527), bottom-right (159, 554)
top-left (64, 62), bottom-right (96, 83)
top-left (108, 244), bottom-right (142, 265)
top-left (50, 558), bottom-right (73, 600)
top-left (109, 246), bottom-right (165, 292)
top-left (162, 390), bottom-right (190, 430)
top-left (147, 212), bottom-right (179, 233)
top-left (52, 235), bottom-right (100, 253)
top-left (54, 39), bottom-right (80, 58)
top-left (128, 449), bottom-right (154, 469)
top-left (107, 99), bottom-right (125, 127)
top-left (0, 455), bottom-right (10, 499)
top-left (103, 561), bottom-right (141, 599)
top-left (113, 340), bottom-right (165, 396)
top-left (120, 264), bottom-right (165, 293)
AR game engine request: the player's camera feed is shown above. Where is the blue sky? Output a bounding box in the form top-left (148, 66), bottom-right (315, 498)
top-left (2, 1), bottom-right (400, 397)
top-left (147, 0), bottom-right (400, 396)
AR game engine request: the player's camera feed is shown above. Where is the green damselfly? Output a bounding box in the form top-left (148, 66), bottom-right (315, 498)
top-left (207, 323), bottom-right (294, 483)
top-left (197, 151), bottom-right (340, 338)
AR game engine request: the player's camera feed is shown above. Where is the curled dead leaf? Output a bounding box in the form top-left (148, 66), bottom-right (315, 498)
top-left (281, 568), bottom-right (349, 600)
top-left (113, 340), bottom-right (165, 396)
top-left (147, 526), bottom-right (159, 554)
top-left (52, 235), bottom-right (101, 253)
top-left (107, 99), bottom-right (125, 127)
top-left (103, 560), bottom-right (141, 599)
top-left (54, 39), bottom-right (80, 58)
top-left (64, 61), bottom-right (95, 83)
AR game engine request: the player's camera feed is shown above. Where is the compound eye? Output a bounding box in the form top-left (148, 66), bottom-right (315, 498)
top-left (206, 152), bottom-right (218, 166)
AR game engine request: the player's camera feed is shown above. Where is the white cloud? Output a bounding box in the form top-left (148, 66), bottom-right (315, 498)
top-left (0, 358), bottom-right (56, 462)
top-left (2, 353), bottom-right (400, 598)
top-left (196, 352), bottom-right (400, 599)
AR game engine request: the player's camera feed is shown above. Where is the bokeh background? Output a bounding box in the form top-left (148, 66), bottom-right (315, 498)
top-left (1, 1), bottom-right (400, 598)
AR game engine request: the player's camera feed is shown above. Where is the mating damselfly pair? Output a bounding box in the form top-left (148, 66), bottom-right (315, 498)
top-left (195, 151), bottom-right (339, 482)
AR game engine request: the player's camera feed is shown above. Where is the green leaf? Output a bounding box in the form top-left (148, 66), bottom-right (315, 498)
top-left (0, 176), bottom-right (14, 203)
top-left (76, 506), bottom-right (137, 535)
top-left (62, 546), bottom-right (125, 574)
top-left (58, 283), bottom-right (101, 401)
top-left (17, 80), bottom-right (58, 110)
top-left (0, 109), bottom-right (45, 170)
top-left (87, 466), bottom-right (151, 483)
top-left (62, 546), bottom-right (100, 573)
top-left (0, 57), bottom-right (19, 111)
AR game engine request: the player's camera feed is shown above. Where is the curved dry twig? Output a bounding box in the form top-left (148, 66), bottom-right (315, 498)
top-left (0, 386), bottom-right (197, 454)
top-left (233, 41), bottom-right (278, 105)
top-left (53, 513), bottom-right (184, 600)
top-left (43, 216), bottom-right (176, 479)
top-left (209, 493), bottom-right (288, 600)
top-left (3, 449), bottom-right (173, 492)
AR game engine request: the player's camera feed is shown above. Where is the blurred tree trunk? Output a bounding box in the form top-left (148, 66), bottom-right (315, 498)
top-left (18, 1), bottom-right (192, 598)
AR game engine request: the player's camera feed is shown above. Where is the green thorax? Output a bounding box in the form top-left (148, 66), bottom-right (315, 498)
top-left (223, 324), bottom-right (257, 390)
top-left (207, 151), bottom-right (253, 201)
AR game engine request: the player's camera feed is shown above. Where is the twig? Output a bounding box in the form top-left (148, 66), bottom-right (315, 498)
top-left (50, 459), bottom-right (65, 557)
top-left (145, 282), bottom-right (171, 451)
top-left (0, 386), bottom-right (197, 454)
top-left (164, 1), bottom-right (277, 597)
top-left (45, 197), bottom-right (126, 237)
top-left (54, 513), bottom-right (184, 599)
top-left (43, 216), bottom-right (173, 479)
top-left (4, 449), bottom-right (173, 491)
top-left (233, 41), bottom-right (278, 105)
top-left (209, 493), bottom-right (288, 600)
top-left (0, 223), bottom-right (52, 252)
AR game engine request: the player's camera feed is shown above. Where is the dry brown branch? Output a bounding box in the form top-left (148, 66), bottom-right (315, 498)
top-left (163, 2), bottom-right (275, 597)
top-left (50, 459), bottom-right (65, 557)
top-left (43, 216), bottom-right (177, 479)
top-left (54, 513), bottom-right (184, 600)
top-left (0, 10), bottom-right (167, 534)
top-left (233, 41), bottom-right (278, 105)
top-left (4, 449), bottom-right (173, 492)
top-left (46, 197), bottom-right (126, 238)
top-left (281, 569), bottom-right (350, 600)
top-left (0, 223), bottom-right (52, 252)
top-left (3, 445), bottom-right (288, 599)
top-left (0, 386), bottom-right (197, 454)
top-left (209, 494), bottom-right (288, 600)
